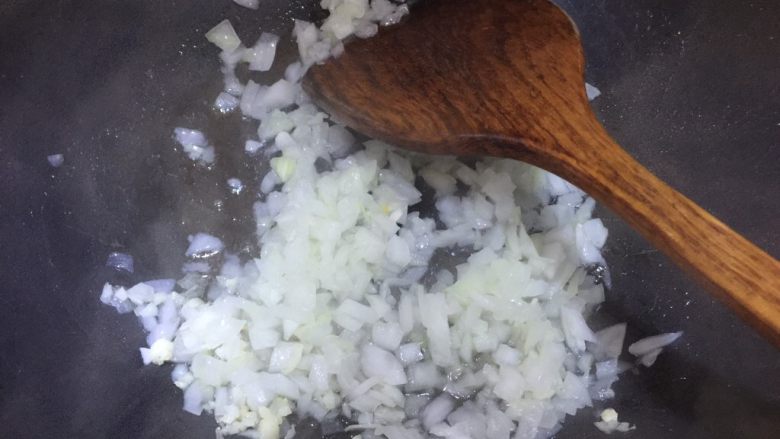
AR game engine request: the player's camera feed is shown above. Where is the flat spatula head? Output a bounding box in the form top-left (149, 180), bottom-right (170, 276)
top-left (303, 0), bottom-right (589, 161)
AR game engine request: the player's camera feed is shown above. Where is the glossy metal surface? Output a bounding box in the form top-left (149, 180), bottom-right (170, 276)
top-left (1, 1), bottom-right (778, 438)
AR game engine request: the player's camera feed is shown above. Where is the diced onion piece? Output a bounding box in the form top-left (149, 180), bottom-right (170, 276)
top-left (591, 323), bottom-right (627, 360)
top-left (406, 361), bottom-right (444, 392)
top-left (417, 292), bottom-right (453, 367)
top-left (372, 321), bottom-right (403, 351)
top-left (269, 342), bottom-right (304, 373)
top-left (628, 332), bottom-right (683, 356)
top-left (586, 82), bottom-right (602, 101)
top-left (47, 153), bottom-right (64, 167)
top-left (494, 344), bottom-right (521, 366)
top-left (174, 127), bottom-right (215, 164)
top-left (140, 339), bottom-right (174, 365)
top-left (270, 156), bottom-right (296, 182)
top-left (398, 343), bottom-right (424, 365)
top-left (257, 79), bottom-right (297, 111)
top-left (185, 233), bottom-right (224, 257)
top-left (594, 408), bottom-right (635, 434)
top-left (206, 19), bottom-right (242, 52)
top-left (259, 110), bottom-right (294, 139)
top-left (214, 92), bottom-right (239, 113)
top-left (420, 394), bottom-right (455, 429)
top-left (561, 305), bottom-right (597, 352)
top-left (361, 344), bottom-right (407, 385)
top-left (106, 252), bottom-right (134, 273)
top-left (227, 178), bottom-right (244, 195)
top-left (245, 140), bottom-right (265, 155)
top-left (232, 0), bottom-right (259, 9)
top-left (385, 235), bottom-right (412, 267)
top-left (245, 32), bottom-right (280, 71)
top-left (638, 347), bottom-right (664, 367)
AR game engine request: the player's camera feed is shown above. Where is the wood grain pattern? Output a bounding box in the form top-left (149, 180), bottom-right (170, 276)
top-left (304, 0), bottom-right (780, 345)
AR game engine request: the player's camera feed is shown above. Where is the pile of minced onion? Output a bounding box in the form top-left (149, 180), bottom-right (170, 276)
top-left (101, 1), bottom-right (682, 438)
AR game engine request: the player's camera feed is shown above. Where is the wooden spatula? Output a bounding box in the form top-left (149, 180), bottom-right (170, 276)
top-left (303, 0), bottom-right (780, 345)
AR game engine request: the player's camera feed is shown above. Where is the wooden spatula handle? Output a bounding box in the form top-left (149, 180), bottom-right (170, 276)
top-left (531, 115), bottom-right (780, 344)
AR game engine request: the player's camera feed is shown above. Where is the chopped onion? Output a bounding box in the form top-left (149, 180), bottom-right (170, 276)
top-left (591, 323), bottom-right (627, 361)
top-left (106, 252), bottom-right (134, 273)
top-left (259, 110), bottom-right (294, 139)
top-left (227, 178), bottom-right (244, 195)
top-left (594, 408), bottom-right (635, 434)
top-left (206, 19), bottom-right (242, 52)
top-left (628, 332), bottom-right (683, 357)
top-left (174, 127), bottom-right (215, 164)
top-left (361, 344), bottom-right (407, 386)
top-left (397, 343), bottom-right (424, 365)
top-left (406, 361), bottom-right (444, 392)
top-left (585, 82), bottom-right (602, 101)
top-left (214, 91), bottom-right (239, 113)
top-left (144, 278), bottom-right (175, 293)
top-left (47, 153), bottom-right (64, 167)
top-left (269, 342), bottom-right (304, 373)
top-left (420, 394), bottom-right (455, 429)
top-left (257, 79), bottom-right (297, 112)
top-left (99, 2), bottom-right (639, 438)
top-left (244, 32), bottom-right (279, 72)
top-left (417, 292), bottom-right (453, 367)
top-left (270, 155), bottom-right (296, 182)
top-left (372, 321), bottom-right (403, 351)
top-left (140, 339), bottom-right (174, 365)
top-left (245, 139), bottom-right (265, 154)
top-left (561, 305), bottom-right (597, 352)
top-left (638, 347), bottom-right (664, 367)
top-left (494, 344), bottom-right (521, 366)
top-left (126, 282), bottom-right (154, 305)
top-left (185, 233), bottom-right (224, 257)
top-left (232, 0), bottom-right (259, 9)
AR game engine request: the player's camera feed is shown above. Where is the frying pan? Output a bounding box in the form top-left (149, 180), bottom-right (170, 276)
top-left (0, 0), bottom-right (778, 438)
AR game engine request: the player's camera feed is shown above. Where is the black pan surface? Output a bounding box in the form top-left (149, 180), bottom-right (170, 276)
top-left (1, 1), bottom-right (778, 438)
